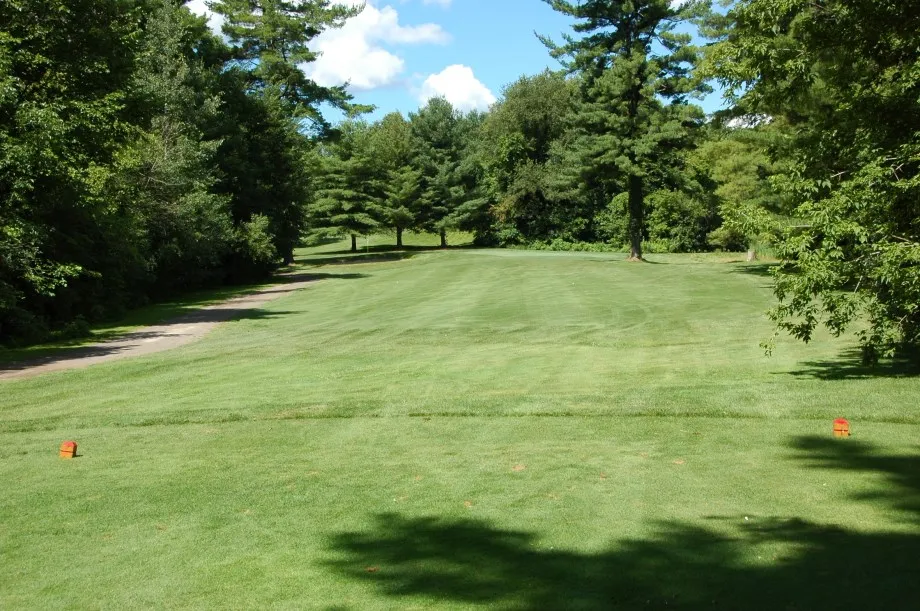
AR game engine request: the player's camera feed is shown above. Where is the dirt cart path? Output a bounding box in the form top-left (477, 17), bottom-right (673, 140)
top-left (0, 275), bottom-right (314, 381)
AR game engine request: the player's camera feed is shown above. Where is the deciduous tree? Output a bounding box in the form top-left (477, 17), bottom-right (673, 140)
top-left (709, 0), bottom-right (920, 359)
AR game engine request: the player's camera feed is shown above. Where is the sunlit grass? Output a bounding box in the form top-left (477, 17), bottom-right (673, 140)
top-left (1, 236), bottom-right (918, 608)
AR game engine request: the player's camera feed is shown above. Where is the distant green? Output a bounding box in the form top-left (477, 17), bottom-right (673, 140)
top-left (2, 236), bottom-right (918, 609)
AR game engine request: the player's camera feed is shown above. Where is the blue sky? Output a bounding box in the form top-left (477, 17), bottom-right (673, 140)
top-left (188, 0), bottom-right (727, 120)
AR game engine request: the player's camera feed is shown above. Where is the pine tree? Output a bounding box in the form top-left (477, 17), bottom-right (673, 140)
top-left (541, 0), bottom-right (711, 260)
top-left (208, 0), bottom-right (370, 263)
top-left (410, 98), bottom-right (464, 248)
top-left (445, 111), bottom-right (490, 238)
top-left (310, 122), bottom-right (385, 252)
top-left (371, 113), bottom-right (421, 248)
top-left (209, 0), bottom-right (363, 123)
top-left (384, 166), bottom-right (422, 248)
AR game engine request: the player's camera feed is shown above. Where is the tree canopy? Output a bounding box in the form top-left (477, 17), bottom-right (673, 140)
top-left (540, 0), bottom-right (712, 259)
top-left (708, 0), bottom-right (920, 360)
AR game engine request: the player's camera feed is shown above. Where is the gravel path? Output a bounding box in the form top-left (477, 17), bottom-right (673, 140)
top-left (0, 275), bottom-right (314, 381)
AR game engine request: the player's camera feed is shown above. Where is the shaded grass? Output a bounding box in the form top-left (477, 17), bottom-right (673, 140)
top-left (0, 281), bottom-right (277, 365)
top-left (1, 238), bottom-right (918, 608)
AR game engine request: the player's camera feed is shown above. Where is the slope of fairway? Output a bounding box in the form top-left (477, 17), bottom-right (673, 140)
top-left (2, 243), bottom-right (918, 609)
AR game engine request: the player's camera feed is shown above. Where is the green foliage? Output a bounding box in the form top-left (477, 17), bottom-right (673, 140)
top-left (0, 0), bottom-right (348, 342)
top-left (541, 0), bottom-right (712, 259)
top-left (210, 0), bottom-right (363, 125)
top-left (0, 0), bottom-right (142, 340)
top-left (106, 0), bottom-right (236, 291)
top-left (709, 0), bottom-right (920, 359)
top-left (594, 192), bottom-right (630, 246)
top-left (310, 120), bottom-right (386, 250)
top-left (646, 190), bottom-right (713, 253)
top-left (479, 72), bottom-right (578, 244)
top-left (689, 126), bottom-right (785, 255)
top-left (236, 213), bottom-right (277, 267)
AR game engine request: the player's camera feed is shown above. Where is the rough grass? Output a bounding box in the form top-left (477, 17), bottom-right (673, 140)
top-left (2, 234), bottom-right (918, 609)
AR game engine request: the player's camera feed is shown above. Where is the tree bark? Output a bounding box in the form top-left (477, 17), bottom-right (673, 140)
top-left (746, 248), bottom-right (757, 262)
top-left (439, 228), bottom-right (447, 248)
top-left (351, 234), bottom-right (357, 253)
top-left (627, 174), bottom-right (644, 261)
top-left (396, 226), bottom-right (403, 248)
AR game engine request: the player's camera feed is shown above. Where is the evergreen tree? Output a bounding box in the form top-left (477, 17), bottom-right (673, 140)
top-left (310, 121), bottom-right (385, 252)
top-left (541, 0), bottom-right (711, 260)
top-left (209, 0), bottom-right (362, 124)
top-left (371, 112), bottom-right (420, 248)
top-left (410, 98), bottom-right (464, 248)
top-left (209, 0), bottom-right (368, 263)
top-left (383, 166), bottom-right (422, 249)
top-left (445, 111), bottom-right (491, 238)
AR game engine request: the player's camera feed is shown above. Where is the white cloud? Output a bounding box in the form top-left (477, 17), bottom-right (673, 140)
top-left (187, 1), bottom-right (449, 92)
top-left (304, 1), bottom-right (450, 91)
top-left (419, 65), bottom-right (496, 112)
top-left (185, 0), bottom-right (224, 34)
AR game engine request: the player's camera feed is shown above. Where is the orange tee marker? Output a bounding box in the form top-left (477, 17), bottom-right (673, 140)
top-left (833, 419), bottom-right (850, 438)
top-left (59, 440), bottom-right (77, 458)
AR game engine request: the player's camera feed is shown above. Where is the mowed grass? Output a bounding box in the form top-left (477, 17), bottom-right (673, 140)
top-left (2, 235), bottom-right (919, 609)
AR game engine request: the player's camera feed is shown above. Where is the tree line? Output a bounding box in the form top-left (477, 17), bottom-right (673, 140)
top-left (317, 71), bottom-right (780, 259)
top-left (306, 1), bottom-right (789, 265)
top-left (2, 0), bottom-right (918, 360)
top-left (1, 0), bottom-right (361, 343)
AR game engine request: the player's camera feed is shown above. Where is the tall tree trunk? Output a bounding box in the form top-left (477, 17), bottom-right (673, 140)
top-left (439, 228), bottom-right (447, 248)
top-left (396, 226), bottom-right (403, 248)
top-left (351, 234), bottom-right (357, 253)
top-left (627, 174), bottom-right (644, 261)
top-left (282, 248), bottom-right (295, 265)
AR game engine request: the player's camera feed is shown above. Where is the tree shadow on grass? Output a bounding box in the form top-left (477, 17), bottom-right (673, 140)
top-left (326, 437), bottom-right (920, 610)
top-left (730, 262), bottom-right (778, 278)
top-left (295, 251), bottom-right (421, 267)
top-left (785, 348), bottom-right (920, 380)
top-left (789, 435), bottom-right (920, 519)
top-left (0, 272), bottom-right (367, 367)
top-left (324, 244), bottom-right (446, 256)
top-left (300, 242), bottom-right (482, 266)
top-left (275, 272), bottom-right (369, 283)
